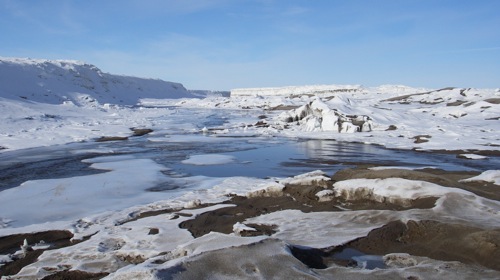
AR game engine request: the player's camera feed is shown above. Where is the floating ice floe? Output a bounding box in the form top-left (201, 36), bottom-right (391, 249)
top-left (458, 153), bottom-right (488, 160)
top-left (181, 154), bottom-right (236, 165)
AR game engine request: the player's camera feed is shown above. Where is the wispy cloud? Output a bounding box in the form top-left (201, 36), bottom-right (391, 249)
top-left (282, 6), bottom-right (309, 16)
top-left (124, 0), bottom-right (230, 15)
top-left (1, 0), bottom-right (85, 35)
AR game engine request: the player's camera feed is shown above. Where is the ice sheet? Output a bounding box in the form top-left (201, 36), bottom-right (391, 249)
top-left (0, 155), bottom-right (173, 227)
top-left (181, 154), bottom-right (236, 165)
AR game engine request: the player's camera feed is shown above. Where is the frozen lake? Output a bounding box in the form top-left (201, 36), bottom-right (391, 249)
top-left (1, 112), bottom-right (498, 193)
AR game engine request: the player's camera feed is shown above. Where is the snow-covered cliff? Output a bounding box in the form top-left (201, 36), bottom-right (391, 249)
top-left (0, 57), bottom-right (194, 106)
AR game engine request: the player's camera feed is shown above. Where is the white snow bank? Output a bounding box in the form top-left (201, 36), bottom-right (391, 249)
top-left (459, 154), bottom-right (488, 160)
top-left (332, 178), bottom-right (466, 204)
top-left (246, 209), bottom-right (402, 248)
top-left (246, 170), bottom-right (330, 198)
top-left (167, 232), bottom-right (266, 261)
top-left (279, 170), bottom-right (331, 185)
top-left (233, 222), bottom-right (257, 236)
top-left (460, 170), bottom-right (500, 185)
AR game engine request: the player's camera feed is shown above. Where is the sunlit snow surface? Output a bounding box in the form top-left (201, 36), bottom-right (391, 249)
top-left (460, 170), bottom-right (500, 185)
top-left (1, 59), bottom-right (500, 279)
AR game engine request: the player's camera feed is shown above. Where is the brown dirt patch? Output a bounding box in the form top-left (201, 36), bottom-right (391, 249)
top-left (179, 179), bottom-right (437, 238)
top-left (180, 196), bottom-right (342, 238)
top-left (0, 230), bottom-right (76, 277)
top-left (0, 230), bottom-right (74, 255)
top-left (95, 136), bottom-right (128, 142)
top-left (343, 220), bottom-right (500, 271)
top-left (0, 250), bottom-right (44, 277)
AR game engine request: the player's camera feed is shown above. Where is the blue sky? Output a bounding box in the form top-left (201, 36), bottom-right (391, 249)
top-left (1, 0), bottom-right (499, 90)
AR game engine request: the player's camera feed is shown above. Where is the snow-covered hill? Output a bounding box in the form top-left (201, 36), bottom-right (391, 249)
top-left (0, 57), bottom-right (194, 106)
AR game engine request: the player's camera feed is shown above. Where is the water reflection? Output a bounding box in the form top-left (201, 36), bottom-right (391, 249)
top-left (1, 135), bottom-right (499, 192)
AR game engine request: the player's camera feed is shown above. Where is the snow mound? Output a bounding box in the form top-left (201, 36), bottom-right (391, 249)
top-left (0, 57), bottom-right (194, 106)
top-left (460, 170), bottom-right (500, 185)
top-left (332, 178), bottom-right (467, 206)
top-left (277, 99), bottom-right (373, 133)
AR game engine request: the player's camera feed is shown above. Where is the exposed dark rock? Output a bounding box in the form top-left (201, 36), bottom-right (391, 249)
top-left (484, 98), bottom-right (500, 104)
top-left (385, 125), bottom-right (397, 131)
top-left (131, 128), bottom-right (154, 136)
top-left (412, 135), bottom-right (431, 144)
top-left (95, 136), bottom-right (128, 142)
top-left (446, 100), bottom-right (467, 106)
top-left (148, 228), bottom-right (159, 235)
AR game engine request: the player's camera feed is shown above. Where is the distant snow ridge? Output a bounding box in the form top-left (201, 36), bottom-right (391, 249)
top-left (189, 90), bottom-right (230, 98)
top-left (277, 99), bottom-right (373, 133)
top-left (0, 57), bottom-right (193, 105)
top-left (231, 84), bottom-right (361, 97)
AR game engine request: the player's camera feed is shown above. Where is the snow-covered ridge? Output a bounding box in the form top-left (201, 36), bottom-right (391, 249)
top-left (231, 84), bottom-right (362, 97)
top-left (0, 57), bottom-right (194, 106)
top-left (230, 84), bottom-right (436, 97)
